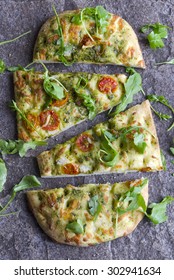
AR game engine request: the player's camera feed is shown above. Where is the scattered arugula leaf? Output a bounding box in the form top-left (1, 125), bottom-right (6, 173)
top-left (160, 150), bottom-right (167, 171)
top-left (110, 68), bottom-right (143, 116)
top-left (95, 6), bottom-right (111, 34)
top-left (88, 195), bottom-right (102, 219)
top-left (0, 30), bottom-right (31, 46)
top-left (74, 76), bottom-right (96, 120)
top-left (140, 23), bottom-right (170, 49)
top-left (0, 59), bottom-right (6, 74)
top-left (156, 58), bottom-right (174, 65)
top-left (99, 130), bottom-right (119, 167)
top-left (66, 219), bottom-right (84, 234)
top-left (0, 159), bottom-right (7, 193)
top-left (0, 139), bottom-right (46, 157)
top-left (150, 106), bottom-right (172, 121)
top-left (0, 175), bottom-right (41, 215)
top-left (133, 132), bottom-right (147, 154)
top-left (146, 196), bottom-right (174, 224)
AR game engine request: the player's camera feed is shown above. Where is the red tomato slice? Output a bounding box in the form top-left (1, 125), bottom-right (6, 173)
top-left (98, 77), bottom-right (118, 93)
top-left (63, 163), bottom-right (79, 175)
top-left (76, 133), bottom-right (94, 152)
top-left (40, 110), bottom-right (59, 131)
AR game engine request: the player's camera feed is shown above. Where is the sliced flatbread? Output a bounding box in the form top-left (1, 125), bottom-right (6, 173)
top-left (33, 7), bottom-right (145, 68)
top-left (37, 101), bottom-right (163, 177)
top-left (27, 178), bottom-right (148, 246)
top-left (14, 70), bottom-right (127, 141)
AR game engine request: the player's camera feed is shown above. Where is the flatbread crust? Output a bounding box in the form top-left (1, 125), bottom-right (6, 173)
top-left (13, 70), bottom-right (127, 141)
top-left (27, 178), bottom-right (148, 246)
top-left (37, 101), bottom-right (163, 177)
top-left (33, 9), bottom-right (145, 68)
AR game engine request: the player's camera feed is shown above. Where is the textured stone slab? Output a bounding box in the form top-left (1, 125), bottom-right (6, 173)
top-left (0, 0), bottom-right (174, 260)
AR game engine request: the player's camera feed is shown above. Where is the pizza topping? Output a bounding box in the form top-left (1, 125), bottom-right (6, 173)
top-left (98, 77), bottom-right (118, 93)
top-left (62, 163), bottom-right (79, 175)
top-left (76, 133), bottom-right (94, 152)
top-left (66, 219), bottom-right (84, 234)
top-left (25, 113), bottom-right (39, 131)
top-left (52, 92), bottom-right (69, 107)
top-left (81, 34), bottom-right (95, 48)
top-left (88, 195), bottom-right (102, 217)
top-left (40, 110), bottom-right (60, 131)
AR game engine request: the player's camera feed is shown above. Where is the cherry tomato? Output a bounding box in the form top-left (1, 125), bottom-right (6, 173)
top-left (63, 163), bottom-right (79, 175)
top-left (52, 93), bottom-right (69, 107)
top-left (98, 77), bottom-right (118, 93)
top-left (24, 113), bottom-right (39, 131)
top-left (76, 133), bottom-right (94, 152)
top-left (40, 110), bottom-right (59, 131)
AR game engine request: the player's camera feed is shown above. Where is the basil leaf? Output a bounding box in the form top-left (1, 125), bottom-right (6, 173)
top-left (111, 68), bottom-right (143, 116)
top-left (0, 175), bottom-right (41, 214)
top-left (66, 219), bottom-right (84, 234)
top-left (0, 59), bottom-right (6, 74)
top-left (0, 30), bottom-right (31, 46)
top-left (146, 196), bottom-right (174, 224)
top-left (88, 195), bottom-right (101, 217)
top-left (0, 159), bottom-right (7, 193)
top-left (99, 131), bottom-right (119, 167)
top-left (0, 139), bottom-right (46, 157)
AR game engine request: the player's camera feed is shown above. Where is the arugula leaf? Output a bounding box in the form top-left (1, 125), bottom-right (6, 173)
top-left (111, 68), bottom-right (143, 116)
top-left (0, 59), bottom-right (6, 74)
top-left (150, 106), bottom-right (172, 121)
top-left (0, 159), bottom-right (7, 193)
top-left (140, 23), bottom-right (170, 49)
top-left (146, 196), bottom-right (174, 224)
top-left (117, 178), bottom-right (148, 215)
top-left (0, 30), bottom-right (31, 46)
top-left (170, 147), bottom-right (174, 155)
top-left (0, 139), bottom-right (46, 157)
top-left (99, 130), bottom-right (119, 167)
top-left (133, 132), bottom-right (147, 154)
top-left (74, 76), bottom-right (96, 120)
top-left (156, 58), bottom-right (174, 65)
top-left (88, 195), bottom-right (102, 218)
top-left (95, 6), bottom-right (111, 34)
top-left (147, 94), bottom-right (174, 113)
top-left (0, 175), bottom-right (41, 214)
top-left (66, 219), bottom-right (84, 234)
top-left (52, 5), bottom-right (74, 66)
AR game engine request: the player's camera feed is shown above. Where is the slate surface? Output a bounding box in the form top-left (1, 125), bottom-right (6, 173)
top-left (0, 0), bottom-right (174, 260)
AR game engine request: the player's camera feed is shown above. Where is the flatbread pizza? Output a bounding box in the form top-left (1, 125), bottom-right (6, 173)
top-left (33, 6), bottom-right (145, 68)
top-left (13, 70), bottom-right (127, 141)
top-left (37, 100), bottom-right (163, 177)
top-left (27, 178), bottom-right (148, 246)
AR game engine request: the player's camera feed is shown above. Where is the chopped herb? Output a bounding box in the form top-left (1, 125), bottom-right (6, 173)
top-left (0, 30), bottom-right (31, 46)
top-left (0, 139), bottom-right (46, 157)
top-left (140, 23), bottom-right (170, 49)
top-left (0, 59), bottom-right (6, 74)
top-left (0, 159), bottom-right (7, 193)
top-left (0, 175), bottom-right (41, 215)
top-left (66, 219), bottom-right (84, 234)
top-left (156, 58), bottom-right (174, 65)
top-left (110, 68), bottom-right (144, 116)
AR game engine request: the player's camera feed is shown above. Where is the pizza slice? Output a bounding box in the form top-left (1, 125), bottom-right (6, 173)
top-left (13, 70), bottom-right (127, 141)
top-left (33, 6), bottom-right (145, 68)
top-left (37, 100), bottom-right (163, 177)
top-left (27, 178), bottom-right (148, 246)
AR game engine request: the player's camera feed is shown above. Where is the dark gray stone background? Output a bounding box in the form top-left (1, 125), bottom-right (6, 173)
top-left (0, 0), bottom-right (174, 260)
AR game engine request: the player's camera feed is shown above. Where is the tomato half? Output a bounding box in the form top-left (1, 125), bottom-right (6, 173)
top-left (40, 110), bottom-right (59, 131)
top-left (98, 77), bottom-right (118, 93)
top-left (63, 163), bottom-right (79, 175)
top-left (76, 133), bottom-right (94, 152)
top-left (52, 93), bottom-right (69, 107)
